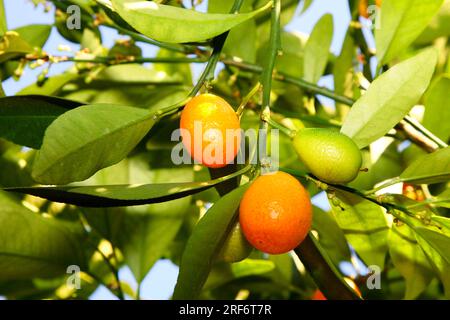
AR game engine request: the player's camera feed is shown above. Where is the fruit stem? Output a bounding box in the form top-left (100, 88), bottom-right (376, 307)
top-left (236, 82), bottom-right (261, 118)
top-left (265, 117), bottom-right (295, 138)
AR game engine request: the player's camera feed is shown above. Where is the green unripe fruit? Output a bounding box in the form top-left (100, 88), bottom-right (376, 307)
top-left (217, 222), bottom-right (252, 263)
top-left (293, 128), bottom-right (362, 184)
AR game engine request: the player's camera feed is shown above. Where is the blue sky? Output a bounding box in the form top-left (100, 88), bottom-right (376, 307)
top-left (2, 0), bottom-right (365, 299)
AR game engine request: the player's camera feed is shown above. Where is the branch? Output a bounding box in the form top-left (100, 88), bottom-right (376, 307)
top-left (258, 0), bottom-right (281, 168)
top-left (294, 234), bottom-right (362, 300)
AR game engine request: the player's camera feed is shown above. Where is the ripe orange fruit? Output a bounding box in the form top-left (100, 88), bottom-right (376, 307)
top-left (239, 171), bottom-right (312, 255)
top-left (180, 94), bottom-right (241, 168)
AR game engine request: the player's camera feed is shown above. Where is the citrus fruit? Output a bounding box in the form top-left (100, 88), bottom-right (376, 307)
top-left (217, 221), bottom-right (253, 263)
top-left (239, 171), bottom-right (312, 254)
top-left (293, 128), bottom-right (362, 184)
top-left (311, 290), bottom-right (327, 300)
top-left (180, 94), bottom-right (241, 168)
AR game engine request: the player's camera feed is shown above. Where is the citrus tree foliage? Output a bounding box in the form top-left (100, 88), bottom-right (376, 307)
top-left (0, 0), bottom-right (449, 300)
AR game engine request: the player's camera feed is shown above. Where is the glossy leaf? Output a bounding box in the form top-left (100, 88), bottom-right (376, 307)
top-left (7, 165), bottom-right (250, 207)
top-left (400, 147), bottom-right (450, 185)
top-left (111, 0), bottom-right (270, 44)
top-left (389, 224), bottom-right (433, 299)
top-left (0, 191), bottom-right (86, 280)
top-left (0, 95), bottom-right (84, 149)
top-left (331, 190), bottom-right (389, 268)
top-left (423, 75), bottom-right (450, 142)
top-left (32, 104), bottom-right (156, 184)
top-left (303, 14), bottom-right (333, 83)
top-left (173, 184), bottom-right (249, 300)
top-left (341, 48), bottom-right (438, 148)
top-left (375, 0), bottom-right (444, 65)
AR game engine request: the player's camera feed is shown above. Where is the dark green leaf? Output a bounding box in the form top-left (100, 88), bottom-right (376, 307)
top-left (173, 184), bottom-right (249, 300)
top-left (0, 95), bottom-right (84, 149)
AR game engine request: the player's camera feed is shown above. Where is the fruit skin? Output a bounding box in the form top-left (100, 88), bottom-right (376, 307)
top-left (217, 222), bottom-right (253, 263)
top-left (293, 128), bottom-right (362, 184)
top-left (311, 290), bottom-right (327, 300)
top-left (239, 171), bottom-right (312, 255)
top-left (180, 94), bottom-right (241, 168)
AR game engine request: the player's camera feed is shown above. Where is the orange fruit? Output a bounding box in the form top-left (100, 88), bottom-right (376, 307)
top-left (180, 93), bottom-right (241, 168)
top-left (359, 0), bottom-right (382, 18)
top-left (311, 290), bottom-right (327, 300)
top-left (239, 171), bottom-right (312, 255)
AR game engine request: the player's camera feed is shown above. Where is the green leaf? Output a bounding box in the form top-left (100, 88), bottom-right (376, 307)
top-left (0, 0), bottom-right (6, 36)
top-left (341, 48), bottom-right (438, 148)
top-left (111, 0), bottom-right (270, 44)
top-left (375, 0), bottom-right (444, 65)
top-left (117, 168), bottom-right (193, 282)
top-left (0, 82), bottom-right (4, 97)
top-left (0, 32), bottom-right (33, 64)
top-left (0, 191), bottom-right (86, 280)
top-left (0, 95), bottom-right (84, 149)
top-left (231, 259), bottom-right (275, 278)
top-left (331, 190), bottom-right (389, 268)
top-left (400, 147), bottom-right (450, 184)
top-left (7, 165), bottom-right (250, 207)
top-left (416, 0), bottom-right (450, 44)
top-left (303, 14), bottom-right (333, 83)
top-left (17, 73), bottom-right (79, 96)
top-left (423, 75), bottom-right (450, 143)
top-left (94, 64), bottom-right (182, 84)
top-left (32, 104), bottom-right (156, 185)
top-left (208, 0), bottom-right (257, 63)
top-left (300, 0), bottom-right (314, 14)
top-left (414, 227), bottom-right (450, 265)
top-left (14, 24), bottom-right (52, 48)
top-left (173, 184), bottom-right (249, 300)
top-left (311, 206), bottom-right (351, 266)
top-left (333, 31), bottom-right (355, 116)
top-left (389, 224), bottom-right (433, 299)
top-left (415, 228), bottom-right (450, 298)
